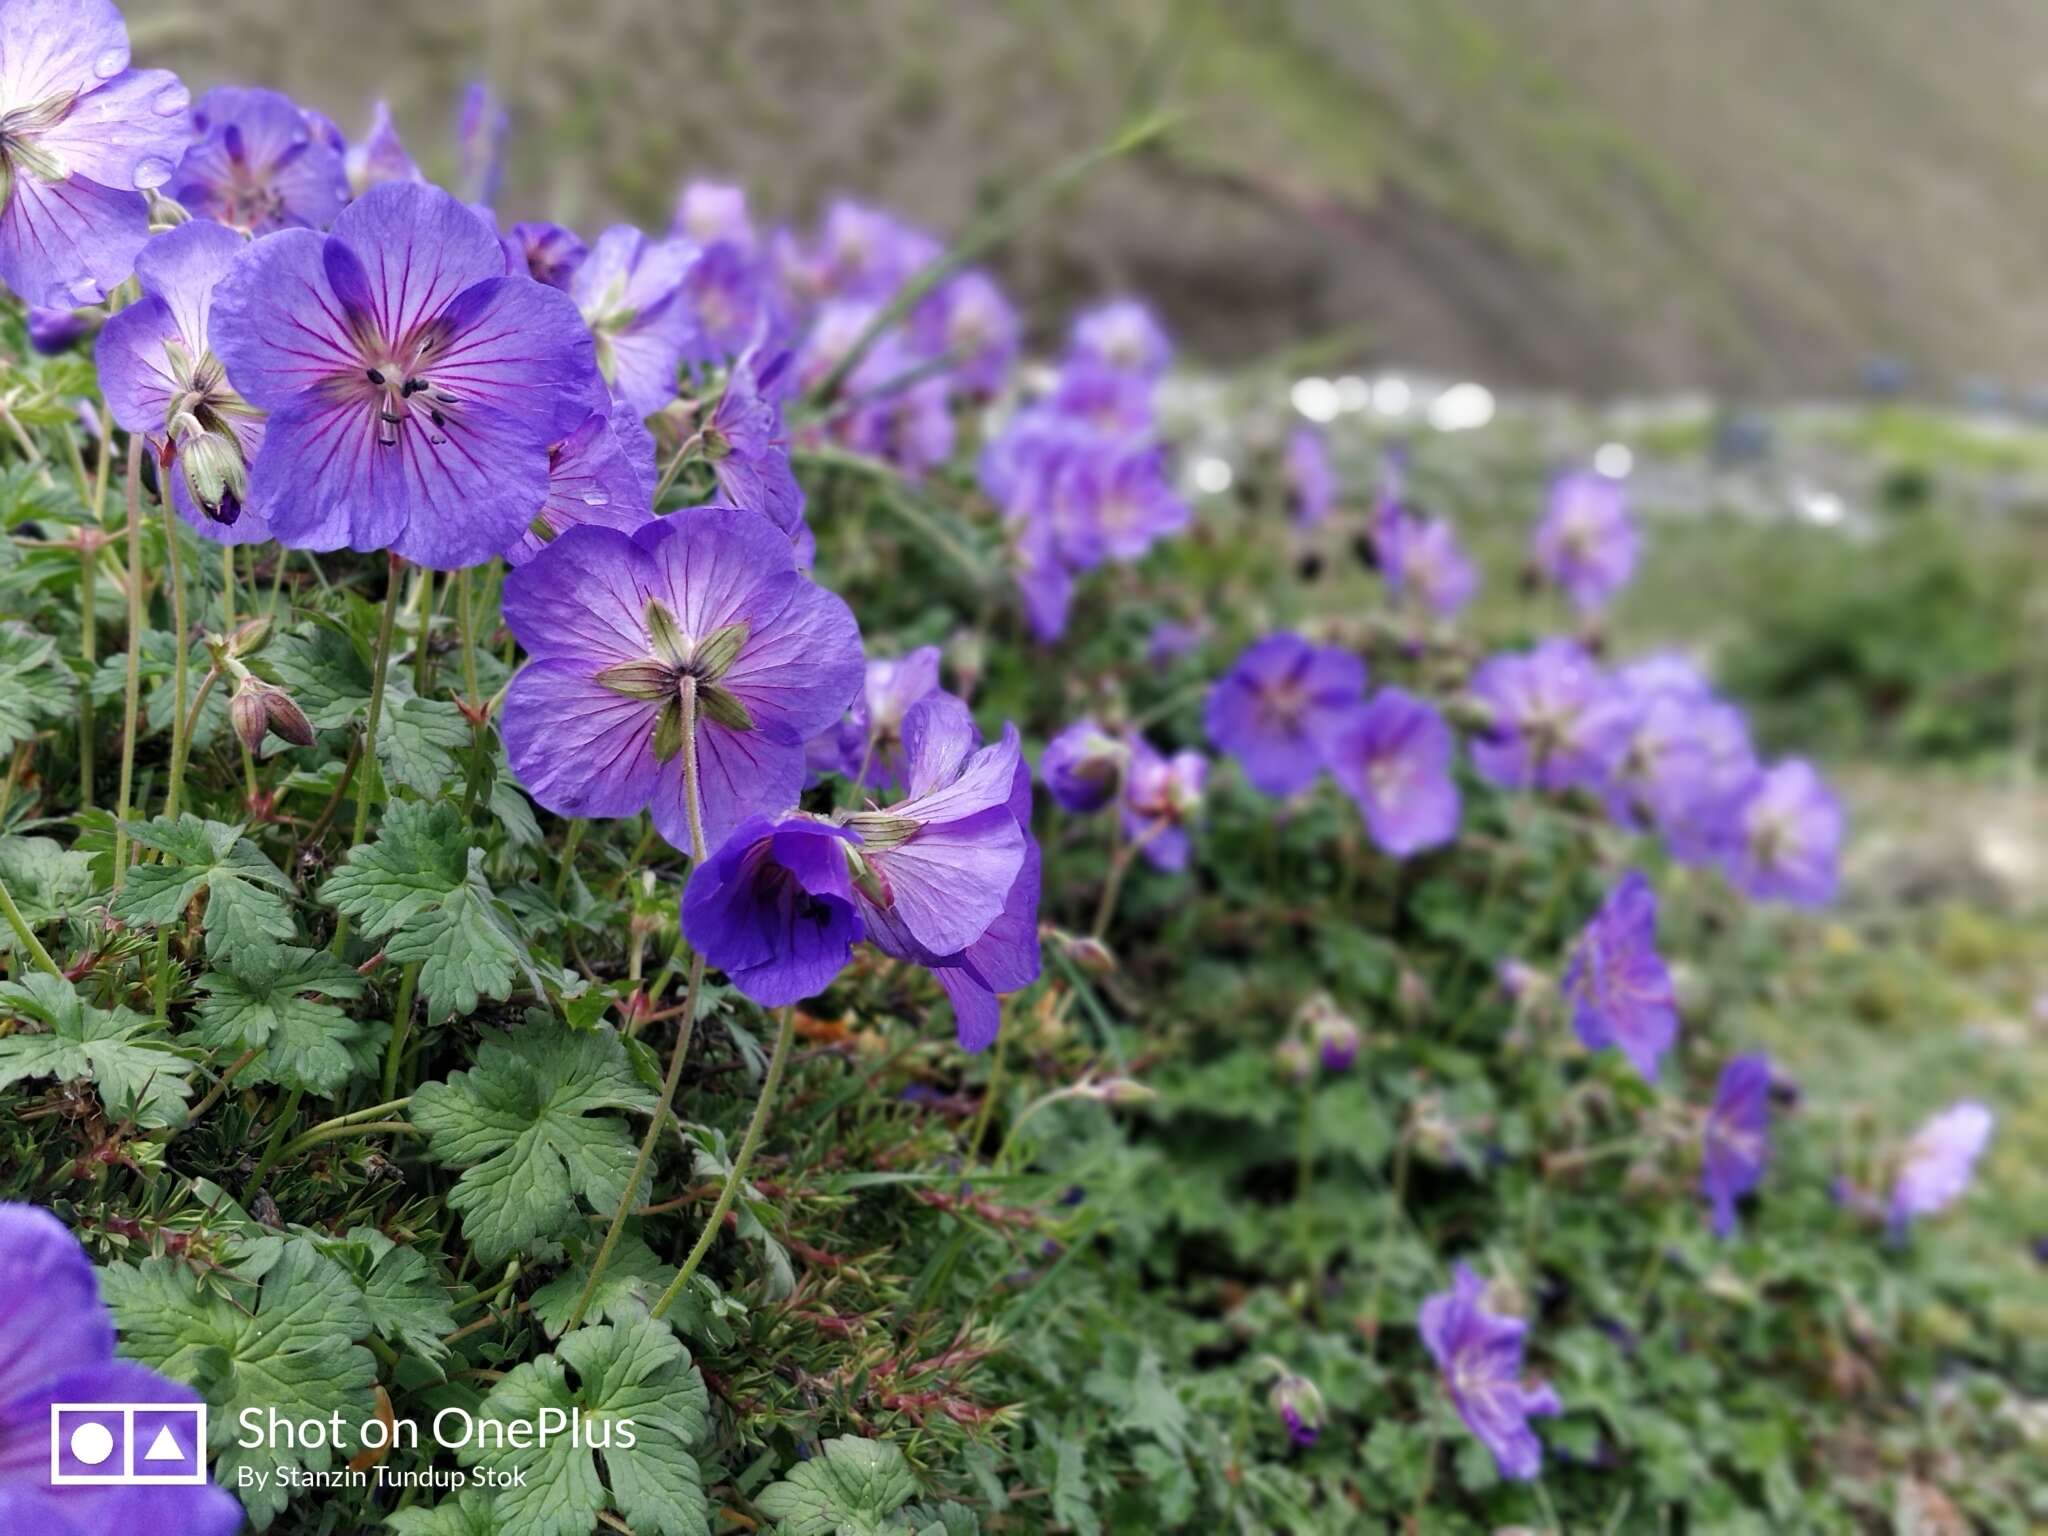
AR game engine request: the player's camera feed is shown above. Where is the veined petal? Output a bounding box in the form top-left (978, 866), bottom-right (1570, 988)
top-left (133, 216), bottom-right (244, 352)
top-left (326, 180), bottom-right (504, 346)
top-left (211, 226), bottom-right (362, 405)
top-left (0, 171), bottom-right (146, 307)
top-left (501, 658), bottom-right (662, 820)
top-left (500, 524), bottom-right (660, 667)
top-left (636, 503), bottom-right (795, 638)
top-left (93, 290), bottom-right (177, 433)
top-left (0, 0), bottom-right (129, 107)
top-left (719, 572), bottom-right (865, 742)
top-left (655, 723), bottom-right (806, 853)
top-left (34, 67), bottom-right (188, 190)
top-left (872, 804), bottom-right (1024, 956)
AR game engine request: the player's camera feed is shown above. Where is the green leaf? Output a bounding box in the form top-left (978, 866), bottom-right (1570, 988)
top-left (317, 1225), bottom-right (457, 1367)
top-left (386, 1488), bottom-right (502, 1536)
top-left (104, 1236), bottom-right (378, 1529)
top-left (193, 944), bottom-right (372, 1094)
top-left (0, 620), bottom-right (74, 753)
top-left (0, 834), bottom-right (95, 953)
top-left (530, 1227), bottom-right (677, 1337)
top-left (266, 615), bottom-right (374, 729)
top-left (903, 1504), bottom-right (980, 1536)
top-left (0, 971), bottom-right (193, 1127)
top-left (411, 1021), bottom-right (655, 1260)
top-left (757, 1436), bottom-right (920, 1536)
top-left (112, 814), bottom-right (295, 958)
top-left (321, 800), bottom-right (525, 1019)
top-left (463, 1318), bottom-right (710, 1536)
top-left (379, 695), bottom-right (471, 794)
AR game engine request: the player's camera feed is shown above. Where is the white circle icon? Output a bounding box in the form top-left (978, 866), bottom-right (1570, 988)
top-left (68, 1422), bottom-right (116, 1466)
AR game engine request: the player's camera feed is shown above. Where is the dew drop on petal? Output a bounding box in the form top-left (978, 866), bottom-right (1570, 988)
top-left (579, 490), bottom-right (609, 507)
top-left (134, 154), bottom-right (174, 189)
top-left (153, 82), bottom-right (191, 117)
top-left (93, 47), bottom-right (128, 80)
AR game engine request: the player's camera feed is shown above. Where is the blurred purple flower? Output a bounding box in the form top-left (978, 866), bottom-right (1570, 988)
top-left (96, 219), bottom-right (268, 543)
top-left (213, 181), bottom-right (602, 567)
top-left (1533, 469), bottom-right (1637, 615)
top-left (1469, 638), bottom-right (1626, 793)
top-left (1419, 1263), bottom-right (1561, 1481)
top-left (169, 86), bottom-right (345, 235)
top-left (454, 81), bottom-right (509, 205)
top-left (1047, 357), bottom-right (1154, 439)
top-left (499, 509), bottom-right (863, 851)
top-left (682, 238), bottom-right (775, 365)
top-left (1890, 1101), bottom-right (1994, 1232)
top-left (1068, 298), bottom-right (1171, 378)
top-left (1702, 1053), bottom-right (1771, 1237)
top-left (501, 220), bottom-right (587, 290)
top-left (838, 332), bottom-right (955, 480)
top-left (683, 814), bottom-right (865, 1006)
top-left (1286, 426), bottom-right (1336, 528)
top-left (1123, 736), bottom-right (1207, 872)
top-left (704, 344), bottom-right (808, 555)
top-left (787, 199), bottom-right (937, 303)
top-left (673, 179), bottom-right (754, 249)
top-left (1267, 1370), bottom-right (1324, 1448)
top-left (820, 645), bottom-right (943, 791)
top-left (914, 268), bottom-right (1018, 399)
top-left (1087, 441), bottom-right (1188, 562)
top-left (1378, 507), bottom-right (1479, 619)
top-left (341, 101), bottom-right (421, 196)
top-left (1722, 758), bottom-right (1843, 906)
top-left (1040, 717), bottom-right (1128, 815)
top-left (1322, 688), bottom-right (1460, 857)
top-left (1145, 618), bottom-right (1208, 667)
top-left (27, 306), bottom-right (92, 354)
top-left (0, 0), bottom-right (189, 307)
top-left (1205, 633), bottom-right (1366, 797)
top-left (1563, 870), bottom-right (1679, 1082)
top-left (573, 224), bottom-right (698, 418)
top-left (502, 402), bottom-right (655, 567)
top-left (0, 1203), bottom-right (242, 1536)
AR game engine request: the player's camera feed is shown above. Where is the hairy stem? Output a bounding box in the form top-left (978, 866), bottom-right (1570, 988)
top-left (111, 437), bottom-right (145, 886)
top-left (160, 492), bottom-right (189, 814)
top-left (0, 870), bottom-right (63, 977)
top-left (331, 558), bottom-right (405, 954)
top-left (379, 960), bottom-right (422, 1103)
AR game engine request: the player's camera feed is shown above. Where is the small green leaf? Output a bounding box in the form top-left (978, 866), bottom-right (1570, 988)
top-left (0, 620), bottom-right (75, 753)
top-left (379, 695), bottom-right (472, 794)
top-left (193, 945), bottom-right (372, 1094)
top-left (0, 834), bottom-right (95, 954)
top-left (318, 1226), bottom-right (457, 1367)
top-left (112, 814), bottom-right (295, 958)
top-left (0, 971), bottom-right (193, 1127)
top-left (757, 1436), bottom-right (921, 1536)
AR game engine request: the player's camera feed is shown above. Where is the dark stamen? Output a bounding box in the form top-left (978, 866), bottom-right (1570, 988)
top-left (366, 367), bottom-right (385, 385)
top-left (401, 379), bottom-right (427, 398)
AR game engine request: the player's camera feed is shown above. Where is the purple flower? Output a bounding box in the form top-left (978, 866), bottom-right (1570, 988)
top-left (1603, 677), bottom-right (1717, 833)
top-left (1012, 518), bottom-right (1075, 644)
top-left (1123, 736), bottom-right (1206, 872)
top-left (454, 81), bottom-right (509, 205)
top-left (914, 268), bottom-right (1018, 399)
top-left (1419, 1264), bottom-right (1561, 1481)
top-left (212, 180), bottom-right (603, 568)
top-left (572, 224), bottom-right (698, 418)
top-left (168, 86), bottom-right (346, 235)
top-left (1381, 510), bottom-right (1479, 619)
top-left (1205, 633), bottom-right (1366, 797)
top-left (504, 220), bottom-right (586, 290)
top-left (1267, 1371), bottom-right (1324, 1448)
top-left (1286, 426), bottom-right (1336, 527)
top-left (1890, 1101), bottom-right (1994, 1231)
top-left (682, 815), bottom-right (864, 1006)
top-left (837, 333), bottom-right (955, 479)
top-left (0, 0), bottom-right (189, 308)
top-left (673, 180), bottom-right (753, 249)
top-left (1563, 871), bottom-right (1679, 1082)
top-left (703, 344), bottom-right (808, 556)
top-left (1722, 759), bottom-right (1842, 906)
top-left (0, 1204), bottom-right (241, 1536)
top-left (1145, 619), bottom-right (1207, 667)
top-left (341, 101), bottom-right (420, 197)
top-left (847, 694), bottom-right (1037, 1050)
top-left (1040, 717), bottom-right (1128, 814)
top-left (96, 219), bottom-right (268, 543)
top-left (503, 402), bottom-right (656, 568)
top-left (1307, 1000), bottom-right (1361, 1072)
top-left (1469, 638), bottom-right (1626, 793)
top-left (1068, 298), bottom-right (1171, 378)
top-left (682, 239), bottom-right (774, 365)
top-left (1533, 470), bottom-right (1637, 615)
top-left (1321, 688), bottom-right (1460, 857)
top-left (499, 509), bottom-right (864, 852)
top-left (26, 305), bottom-right (91, 353)
top-left (1702, 1053), bottom-right (1771, 1237)
top-left (1086, 441), bottom-right (1188, 561)
top-left (795, 199), bottom-right (937, 302)
top-left (1660, 699), bottom-right (1757, 867)
top-left (1047, 358), bottom-right (1154, 438)
top-left (830, 646), bottom-right (943, 791)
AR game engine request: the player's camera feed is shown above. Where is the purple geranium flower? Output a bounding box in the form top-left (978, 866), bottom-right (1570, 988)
top-left (1088, 441), bottom-right (1188, 562)
top-left (1890, 1101), bottom-right (1994, 1232)
top-left (1563, 871), bottom-right (1679, 1082)
top-left (1419, 1264), bottom-right (1561, 1482)
top-left (1047, 357), bottom-right (1154, 439)
top-left (1533, 469), bottom-right (1637, 615)
top-left (702, 343), bottom-right (807, 552)
top-left (842, 646), bottom-right (944, 791)
top-left (1068, 298), bottom-right (1171, 378)
top-left (1721, 758), bottom-right (1842, 907)
top-left (1322, 688), bottom-right (1460, 857)
top-left (673, 179), bottom-right (753, 249)
top-left (341, 101), bottom-right (420, 196)
top-left (1123, 736), bottom-right (1206, 872)
top-left (1286, 426), bottom-right (1336, 528)
top-left (1469, 638), bottom-right (1626, 793)
top-left (682, 238), bottom-right (773, 365)
top-left (212, 180), bottom-right (603, 567)
top-left (682, 815), bottom-right (865, 1006)
top-left (454, 81), bottom-right (508, 206)
top-left (26, 305), bottom-right (91, 353)
top-left (1381, 509), bottom-right (1480, 619)
top-left (499, 508), bottom-right (863, 852)
top-left (96, 219), bottom-right (268, 543)
top-left (1041, 717), bottom-right (1128, 815)
top-left (1702, 1053), bottom-right (1771, 1237)
top-left (914, 268), bottom-right (1018, 399)
top-left (848, 694), bottom-right (1036, 1049)
top-left (1603, 676), bottom-right (1716, 833)
top-left (504, 220), bottom-right (586, 290)
top-left (838, 333), bottom-right (955, 480)
top-left (572, 224), bottom-right (698, 418)
top-left (503, 402), bottom-right (655, 568)
top-left (797, 199), bottom-right (936, 302)
top-left (1267, 1371), bottom-right (1324, 1448)
top-left (0, 0), bottom-right (189, 308)
top-left (0, 1204), bottom-right (242, 1536)
top-left (1012, 517), bottom-right (1075, 644)
top-left (168, 86), bottom-right (345, 235)
top-left (1205, 633), bottom-right (1366, 797)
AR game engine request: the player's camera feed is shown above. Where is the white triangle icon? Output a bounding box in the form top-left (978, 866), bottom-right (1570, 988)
top-left (144, 1425), bottom-right (184, 1462)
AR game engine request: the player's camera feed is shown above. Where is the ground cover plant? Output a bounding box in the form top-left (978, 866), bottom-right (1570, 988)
top-left (1, 6), bottom-right (2043, 1534)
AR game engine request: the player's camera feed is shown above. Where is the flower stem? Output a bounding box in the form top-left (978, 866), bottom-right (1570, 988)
top-left (184, 1043), bottom-right (264, 1124)
top-left (379, 960), bottom-right (422, 1103)
top-left (649, 1004), bottom-right (796, 1322)
top-left (966, 1024), bottom-right (1007, 1161)
top-left (567, 678), bottom-right (708, 1330)
top-left (331, 558), bottom-right (405, 955)
top-left (412, 565), bottom-right (434, 696)
top-left (76, 526), bottom-right (97, 809)
top-left (111, 437), bottom-right (146, 887)
top-left (162, 667), bottom-right (219, 824)
top-left (240, 1085), bottom-right (304, 1203)
top-left (457, 565), bottom-right (481, 709)
top-left (159, 491), bottom-right (189, 813)
top-left (0, 870), bottom-right (63, 977)
top-left (223, 540), bottom-right (258, 804)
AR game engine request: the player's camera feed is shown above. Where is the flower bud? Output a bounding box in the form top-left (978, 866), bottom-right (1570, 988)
top-left (230, 677), bottom-right (315, 752)
top-left (261, 686), bottom-right (316, 748)
top-left (1059, 934), bottom-right (1116, 975)
top-left (1267, 1371), bottom-right (1324, 1448)
top-left (1313, 1010), bottom-right (1361, 1073)
top-left (1274, 1036), bottom-right (1313, 1085)
top-left (1396, 966), bottom-right (1432, 1024)
top-left (229, 679), bottom-right (268, 754)
top-left (1075, 1077), bottom-right (1155, 1107)
top-left (179, 429), bottom-right (249, 525)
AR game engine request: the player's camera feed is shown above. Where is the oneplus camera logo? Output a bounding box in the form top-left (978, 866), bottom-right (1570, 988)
top-left (50, 1402), bottom-right (209, 1486)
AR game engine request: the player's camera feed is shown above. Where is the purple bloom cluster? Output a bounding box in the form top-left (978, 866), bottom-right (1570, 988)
top-left (1419, 1264), bottom-right (1561, 1481)
top-left (1563, 871), bottom-right (1679, 1082)
top-left (979, 298), bottom-right (1189, 641)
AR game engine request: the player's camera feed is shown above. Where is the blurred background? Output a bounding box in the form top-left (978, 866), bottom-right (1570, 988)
top-left (129, 0), bottom-right (2048, 397)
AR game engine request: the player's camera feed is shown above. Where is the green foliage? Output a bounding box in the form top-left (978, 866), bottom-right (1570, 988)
top-left (0, 971), bottom-right (193, 1127)
top-left (193, 944), bottom-right (372, 1093)
top-left (113, 814), bottom-right (297, 958)
top-left (756, 1436), bottom-right (927, 1536)
top-left (0, 618), bottom-right (73, 752)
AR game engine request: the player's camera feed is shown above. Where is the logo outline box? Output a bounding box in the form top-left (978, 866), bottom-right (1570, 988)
top-left (49, 1402), bottom-right (209, 1486)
